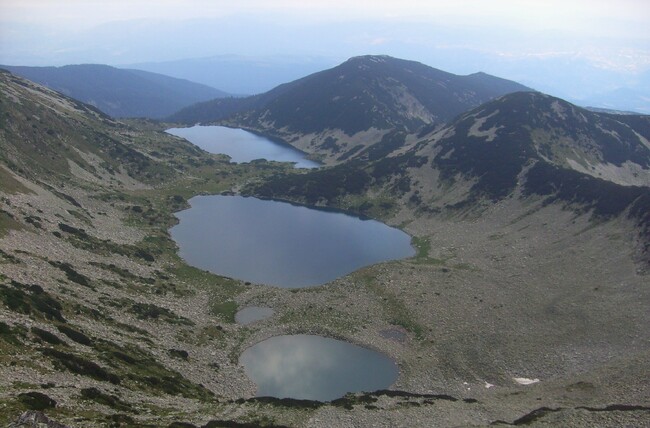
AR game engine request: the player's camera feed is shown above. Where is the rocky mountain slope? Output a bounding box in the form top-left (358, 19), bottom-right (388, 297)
top-left (0, 70), bottom-right (263, 425)
top-left (2, 71), bottom-right (649, 427)
top-left (251, 91), bottom-right (650, 263)
top-left (244, 90), bottom-right (650, 425)
top-left (169, 55), bottom-right (531, 164)
top-left (1, 64), bottom-right (229, 119)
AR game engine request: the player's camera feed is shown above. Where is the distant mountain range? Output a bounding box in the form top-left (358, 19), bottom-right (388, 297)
top-left (0, 64), bottom-right (229, 119)
top-left (580, 87), bottom-right (650, 115)
top-left (124, 55), bottom-right (339, 95)
top-left (123, 54), bottom-right (650, 115)
top-left (169, 55), bottom-right (531, 163)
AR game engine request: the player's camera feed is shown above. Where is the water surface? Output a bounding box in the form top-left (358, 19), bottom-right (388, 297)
top-left (235, 307), bottom-right (274, 325)
top-left (166, 125), bottom-right (319, 168)
top-left (240, 334), bottom-right (398, 401)
top-left (170, 195), bottom-right (414, 288)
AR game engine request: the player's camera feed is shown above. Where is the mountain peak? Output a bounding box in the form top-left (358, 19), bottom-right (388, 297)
top-left (340, 55), bottom-right (433, 72)
top-left (344, 54), bottom-right (394, 64)
top-left (172, 55), bottom-right (531, 164)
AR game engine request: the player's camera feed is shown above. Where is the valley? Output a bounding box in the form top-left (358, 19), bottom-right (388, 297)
top-left (1, 57), bottom-right (650, 428)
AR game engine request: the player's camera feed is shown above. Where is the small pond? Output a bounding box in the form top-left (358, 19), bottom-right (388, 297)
top-left (239, 334), bottom-right (398, 401)
top-left (235, 307), bottom-right (274, 325)
top-left (170, 195), bottom-right (414, 288)
top-left (166, 125), bottom-right (320, 168)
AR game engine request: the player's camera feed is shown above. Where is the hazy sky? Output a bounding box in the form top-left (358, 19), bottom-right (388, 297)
top-left (1, 0), bottom-right (649, 109)
top-left (2, 0), bottom-right (648, 34)
top-left (2, 0), bottom-right (648, 64)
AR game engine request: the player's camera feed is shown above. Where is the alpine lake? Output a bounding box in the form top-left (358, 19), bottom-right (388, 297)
top-left (166, 125), bottom-right (320, 168)
top-left (168, 126), bottom-right (412, 401)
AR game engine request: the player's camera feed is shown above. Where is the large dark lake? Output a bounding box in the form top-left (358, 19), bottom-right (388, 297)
top-left (240, 334), bottom-right (398, 401)
top-left (170, 195), bottom-right (414, 288)
top-left (166, 125), bottom-right (319, 168)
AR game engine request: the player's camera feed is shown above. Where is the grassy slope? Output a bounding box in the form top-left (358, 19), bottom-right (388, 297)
top-left (0, 72), bottom-right (302, 426)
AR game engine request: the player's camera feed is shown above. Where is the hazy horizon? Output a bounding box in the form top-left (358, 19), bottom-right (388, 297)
top-left (1, 0), bottom-right (649, 111)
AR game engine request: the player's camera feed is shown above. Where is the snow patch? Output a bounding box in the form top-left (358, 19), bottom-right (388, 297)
top-left (513, 377), bottom-right (540, 385)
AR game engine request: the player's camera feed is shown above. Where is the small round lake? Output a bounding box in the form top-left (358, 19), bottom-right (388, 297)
top-left (235, 307), bottom-right (274, 325)
top-left (166, 125), bottom-right (320, 168)
top-left (170, 195), bottom-right (414, 288)
top-left (240, 335), bottom-right (398, 401)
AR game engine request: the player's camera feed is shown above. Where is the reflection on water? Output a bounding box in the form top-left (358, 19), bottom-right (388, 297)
top-left (166, 125), bottom-right (320, 168)
top-left (170, 195), bottom-right (415, 288)
top-left (240, 334), bottom-right (398, 401)
top-left (235, 307), bottom-right (274, 325)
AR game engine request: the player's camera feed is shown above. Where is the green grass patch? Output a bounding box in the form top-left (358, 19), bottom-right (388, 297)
top-left (0, 281), bottom-right (66, 322)
top-left (0, 248), bottom-right (21, 264)
top-left (0, 321), bottom-right (25, 346)
top-left (130, 302), bottom-right (194, 326)
top-left (56, 324), bottom-right (92, 346)
top-left (48, 261), bottom-right (93, 288)
top-left (89, 261), bottom-right (152, 283)
top-left (80, 387), bottom-right (132, 412)
top-left (412, 236), bottom-right (431, 259)
top-left (67, 209), bottom-right (92, 225)
top-left (58, 221), bottom-right (161, 264)
top-left (17, 392), bottom-right (57, 411)
top-left (0, 166), bottom-right (33, 195)
top-left (410, 236), bottom-right (447, 265)
top-left (31, 327), bottom-right (66, 346)
top-left (194, 325), bottom-right (225, 346)
top-left (168, 349), bottom-right (189, 360)
top-left (341, 195), bottom-right (399, 219)
top-left (211, 300), bottom-right (238, 323)
top-left (171, 264), bottom-right (243, 321)
top-left (359, 273), bottom-right (425, 340)
top-left (42, 348), bottom-right (121, 384)
top-left (172, 264), bottom-right (212, 282)
top-left (452, 262), bottom-right (474, 270)
top-left (0, 210), bottom-right (23, 238)
top-left (91, 340), bottom-right (214, 401)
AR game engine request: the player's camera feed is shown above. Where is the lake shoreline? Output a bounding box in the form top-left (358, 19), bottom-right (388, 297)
top-left (166, 125), bottom-right (321, 168)
top-left (170, 194), bottom-right (415, 288)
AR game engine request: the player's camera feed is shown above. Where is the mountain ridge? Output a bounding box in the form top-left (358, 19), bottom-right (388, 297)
top-left (1, 64), bottom-right (229, 119)
top-left (124, 54), bottom-right (338, 95)
top-left (168, 55), bottom-right (532, 164)
top-left (248, 91), bottom-right (650, 263)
